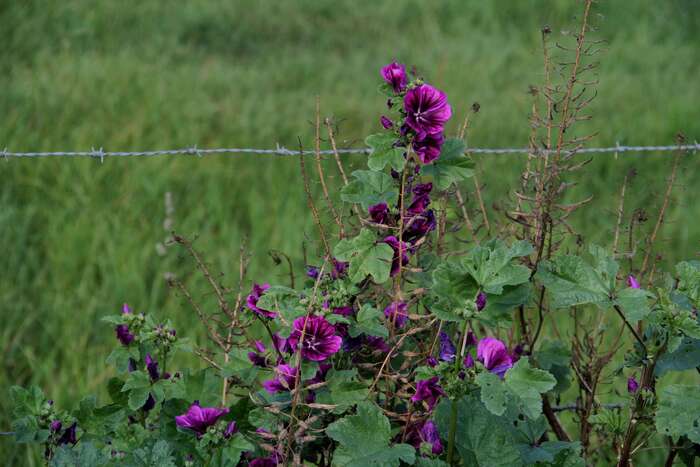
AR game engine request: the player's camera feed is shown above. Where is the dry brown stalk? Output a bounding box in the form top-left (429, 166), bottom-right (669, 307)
top-left (313, 98), bottom-right (345, 238)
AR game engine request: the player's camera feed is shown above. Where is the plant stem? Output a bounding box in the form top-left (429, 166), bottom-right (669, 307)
top-left (446, 319), bottom-right (470, 465)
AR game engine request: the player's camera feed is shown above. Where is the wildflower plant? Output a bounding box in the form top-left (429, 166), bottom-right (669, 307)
top-left (8, 2), bottom-right (700, 466)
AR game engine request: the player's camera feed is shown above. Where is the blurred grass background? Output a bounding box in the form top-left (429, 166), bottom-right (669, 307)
top-left (1, 0), bottom-right (699, 463)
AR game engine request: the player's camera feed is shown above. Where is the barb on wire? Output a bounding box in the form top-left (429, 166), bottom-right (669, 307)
top-left (0, 143), bottom-right (697, 159)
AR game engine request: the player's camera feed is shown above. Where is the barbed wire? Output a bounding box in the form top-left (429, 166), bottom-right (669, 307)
top-left (1, 143), bottom-right (698, 163)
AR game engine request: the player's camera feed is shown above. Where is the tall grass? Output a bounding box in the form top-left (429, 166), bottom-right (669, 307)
top-left (1, 1), bottom-right (699, 462)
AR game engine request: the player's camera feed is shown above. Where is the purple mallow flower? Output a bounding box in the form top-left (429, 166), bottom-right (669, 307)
top-left (248, 341), bottom-right (267, 367)
top-left (306, 266), bottom-right (320, 280)
top-left (333, 305), bottom-right (355, 317)
top-left (145, 354), bottom-right (160, 381)
top-left (380, 116), bottom-right (394, 129)
top-left (246, 283), bottom-right (276, 319)
top-left (627, 376), bottom-right (639, 394)
top-left (369, 202), bottom-right (390, 224)
top-left (404, 210), bottom-right (436, 243)
top-left (115, 324), bottom-right (134, 346)
top-left (384, 236), bottom-right (410, 276)
top-left (175, 402), bottom-right (229, 436)
top-left (404, 84), bottom-right (452, 138)
top-left (122, 303), bottom-right (132, 314)
top-left (407, 183), bottom-right (433, 215)
top-left (476, 337), bottom-right (513, 378)
top-left (476, 292), bottom-right (487, 311)
top-left (411, 376), bottom-right (446, 410)
top-left (263, 364), bottom-right (298, 393)
top-left (142, 393), bottom-right (156, 412)
top-left (412, 132), bottom-right (444, 164)
top-left (384, 301), bottom-right (409, 328)
top-left (627, 275), bottom-right (640, 289)
top-left (418, 420), bottom-right (443, 455)
top-left (272, 333), bottom-right (294, 355)
top-left (381, 61), bottom-right (407, 93)
top-left (439, 332), bottom-right (456, 363)
top-left (331, 259), bottom-right (349, 279)
top-left (224, 421), bottom-right (237, 439)
top-left (426, 356), bottom-right (439, 367)
top-left (50, 420), bottom-right (62, 432)
top-left (57, 422), bottom-right (77, 445)
top-left (250, 458), bottom-right (278, 467)
top-left (288, 315), bottom-right (342, 362)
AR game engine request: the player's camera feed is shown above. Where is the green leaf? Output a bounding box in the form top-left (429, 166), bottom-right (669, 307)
top-left (505, 358), bottom-right (556, 419)
top-left (255, 285), bottom-right (305, 323)
top-left (434, 397), bottom-right (524, 466)
top-left (655, 384), bottom-right (700, 443)
top-left (615, 287), bottom-right (652, 324)
top-left (333, 229), bottom-right (393, 284)
top-left (536, 256), bottom-right (609, 309)
top-left (326, 402), bottom-right (415, 467)
top-left (341, 170), bottom-right (398, 209)
top-left (221, 348), bottom-right (259, 385)
top-left (349, 304), bottom-right (389, 338)
top-left (464, 240), bottom-right (533, 295)
top-left (476, 371), bottom-right (509, 416)
top-left (221, 434), bottom-right (254, 466)
top-left (535, 341), bottom-right (572, 394)
top-left (677, 261), bottom-right (700, 307)
top-left (317, 369), bottom-right (370, 413)
top-left (106, 345), bottom-right (140, 373)
top-left (10, 385), bottom-right (46, 418)
top-left (421, 138), bottom-right (473, 190)
top-left (366, 133), bottom-right (406, 172)
top-left (128, 440), bottom-right (177, 467)
top-left (655, 338), bottom-right (700, 376)
top-left (50, 442), bottom-right (109, 466)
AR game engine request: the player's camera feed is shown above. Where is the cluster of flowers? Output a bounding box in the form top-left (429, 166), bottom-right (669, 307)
top-left (380, 61), bottom-right (452, 164)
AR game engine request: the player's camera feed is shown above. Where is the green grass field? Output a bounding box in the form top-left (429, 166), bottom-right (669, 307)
top-left (2, 1), bottom-right (699, 463)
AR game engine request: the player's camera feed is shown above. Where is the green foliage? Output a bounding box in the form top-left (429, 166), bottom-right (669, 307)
top-left (476, 358), bottom-right (557, 419)
top-left (50, 442), bottom-right (108, 467)
top-left (333, 229), bottom-right (393, 284)
top-left (655, 384), bottom-right (700, 443)
top-left (421, 138), bottom-right (473, 190)
top-left (536, 245), bottom-right (651, 323)
top-left (366, 133), bottom-right (406, 172)
top-left (429, 239), bottom-right (532, 322)
top-left (340, 170), bottom-right (398, 210)
top-left (349, 304), bottom-right (389, 338)
top-left (534, 341), bottom-right (572, 394)
top-left (326, 402), bottom-right (415, 467)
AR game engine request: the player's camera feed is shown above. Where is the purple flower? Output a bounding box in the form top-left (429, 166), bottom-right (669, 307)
top-left (403, 210), bottom-right (436, 243)
top-left (333, 305), bottom-right (355, 317)
top-left (407, 183), bottom-right (433, 215)
top-left (411, 376), bottom-right (446, 410)
top-left (405, 420), bottom-right (443, 455)
top-left (426, 356), bottom-right (439, 367)
top-left (224, 421), bottom-right (238, 438)
top-left (365, 336), bottom-right (391, 353)
top-left (384, 301), bottom-right (409, 328)
top-left (115, 324), bottom-right (134, 346)
top-left (250, 458), bottom-right (278, 467)
top-left (248, 341), bottom-right (267, 367)
top-left (627, 376), bottom-right (639, 394)
top-left (175, 402), bottom-right (229, 436)
top-left (412, 132), bottom-right (445, 164)
top-left (439, 332), bottom-right (456, 363)
top-left (384, 236), bottom-right (410, 276)
top-left (627, 275), bottom-right (640, 289)
top-left (272, 333), bottom-right (294, 355)
top-left (420, 420), bottom-right (443, 455)
top-left (57, 422), bottom-right (77, 445)
top-left (404, 84), bottom-right (452, 138)
top-left (306, 266), bottom-right (320, 280)
top-left (380, 116), bottom-right (394, 129)
top-left (464, 353), bottom-right (475, 368)
top-left (122, 303), bottom-right (132, 314)
top-left (50, 420), bottom-right (62, 432)
top-left (331, 259), bottom-right (349, 279)
top-left (288, 315), bottom-right (342, 362)
top-left (145, 354), bottom-right (160, 381)
top-left (369, 202), bottom-right (390, 224)
top-left (381, 61), bottom-right (407, 93)
top-left (477, 337), bottom-right (513, 378)
top-left (262, 364), bottom-right (298, 393)
top-left (246, 283), bottom-right (276, 319)
top-left (476, 292), bottom-right (487, 311)
top-left (142, 393), bottom-right (156, 412)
